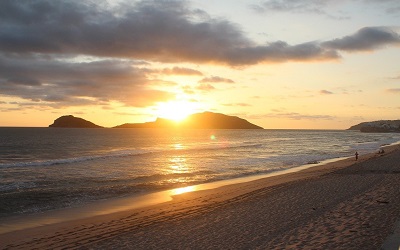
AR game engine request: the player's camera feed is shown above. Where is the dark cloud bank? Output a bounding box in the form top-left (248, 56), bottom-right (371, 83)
top-left (0, 55), bottom-right (174, 108)
top-left (322, 27), bottom-right (400, 51)
top-left (0, 0), bottom-right (399, 108)
top-left (0, 0), bottom-right (340, 64)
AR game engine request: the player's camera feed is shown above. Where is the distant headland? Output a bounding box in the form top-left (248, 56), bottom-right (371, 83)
top-left (49, 112), bottom-right (263, 129)
top-left (348, 120), bottom-right (400, 133)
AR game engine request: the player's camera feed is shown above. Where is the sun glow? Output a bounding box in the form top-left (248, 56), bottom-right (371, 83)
top-left (155, 100), bottom-right (198, 121)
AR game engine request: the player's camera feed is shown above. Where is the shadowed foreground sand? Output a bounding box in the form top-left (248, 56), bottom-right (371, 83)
top-left (1, 145), bottom-right (399, 249)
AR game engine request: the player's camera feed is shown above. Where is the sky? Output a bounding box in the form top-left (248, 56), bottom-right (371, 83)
top-left (0, 0), bottom-right (399, 129)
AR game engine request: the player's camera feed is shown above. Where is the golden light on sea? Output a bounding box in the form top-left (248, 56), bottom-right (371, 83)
top-left (172, 186), bottom-right (197, 195)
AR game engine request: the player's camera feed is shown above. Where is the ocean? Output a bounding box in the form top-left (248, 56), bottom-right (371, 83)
top-left (1, 128), bottom-right (399, 218)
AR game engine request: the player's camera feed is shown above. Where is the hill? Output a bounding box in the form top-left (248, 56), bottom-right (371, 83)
top-left (49, 115), bottom-right (103, 128)
top-left (348, 120), bottom-right (400, 133)
top-left (114, 112), bottom-right (263, 129)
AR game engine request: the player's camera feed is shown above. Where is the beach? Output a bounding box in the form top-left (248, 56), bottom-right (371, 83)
top-left (1, 145), bottom-right (399, 249)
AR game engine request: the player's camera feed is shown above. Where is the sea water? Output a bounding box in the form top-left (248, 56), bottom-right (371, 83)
top-left (1, 128), bottom-right (399, 218)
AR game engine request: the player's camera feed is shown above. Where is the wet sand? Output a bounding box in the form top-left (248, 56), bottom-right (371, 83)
top-left (1, 145), bottom-right (399, 249)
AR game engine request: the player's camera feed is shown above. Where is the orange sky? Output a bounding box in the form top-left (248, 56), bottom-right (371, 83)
top-left (0, 0), bottom-right (399, 129)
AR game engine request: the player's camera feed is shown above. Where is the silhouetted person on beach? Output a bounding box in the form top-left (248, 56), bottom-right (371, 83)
top-left (355, 151), bottom-right (359, 161)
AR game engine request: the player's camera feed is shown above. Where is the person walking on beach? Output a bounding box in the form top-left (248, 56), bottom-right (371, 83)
top-left (355, 151), bottom-right (359, 161)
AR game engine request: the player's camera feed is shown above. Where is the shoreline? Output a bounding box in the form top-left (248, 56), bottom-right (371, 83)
top-left (0, 150), bottom-right (367, 234)
top-left (1, 143), bottom-right (399, 248)
top-left (0, 144), bottom-right (397, 230)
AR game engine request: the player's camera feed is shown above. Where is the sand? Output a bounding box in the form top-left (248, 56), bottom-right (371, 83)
top-left (1, 145), bottom-right (399, 249)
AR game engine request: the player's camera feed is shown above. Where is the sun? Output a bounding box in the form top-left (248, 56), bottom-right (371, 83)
top-left (155, 100), bottom-right (197, 122)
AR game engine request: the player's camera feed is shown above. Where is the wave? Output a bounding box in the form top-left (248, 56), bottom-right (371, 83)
top-left (0, 149), bottom-right (150, 168)
top-left (182, 143), bottom-right (265, 153)
top-left (0, 142), bottom-right (265, 169)
top-left (3, 133), bottom-right (398, 169)
top-left (350, 137), bottom-right (400, 152)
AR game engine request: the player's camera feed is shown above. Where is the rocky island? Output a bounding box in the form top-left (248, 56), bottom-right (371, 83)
top-left (115, 112), bottom-right (263, 129)
top-left (49, 115), bottom-right (103, 128)
top-left (114, 112), bottom-right (263, 129)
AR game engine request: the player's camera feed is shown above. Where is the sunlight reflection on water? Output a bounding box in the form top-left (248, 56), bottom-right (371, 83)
top-left (171, 186), bottom-right (197, 195)
top-left (168, 156), bottom-right (188, 174)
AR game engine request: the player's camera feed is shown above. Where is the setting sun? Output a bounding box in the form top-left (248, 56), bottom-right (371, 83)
top-left (155, 100), bottom-right (198, 122)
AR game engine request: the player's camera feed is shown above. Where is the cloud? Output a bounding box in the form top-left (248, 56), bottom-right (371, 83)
top-left (0, 0), bottom-right (339, 65)
top-left (251, 112), bottom-right (335, 120)
top-left (386, 88), bottom-right (400, 93)
top-left (222, 103), bottom-right (252, 107)
top-left (227, 41), bottom-right (340, 64)
top-left (193, 76), bottom-right (237, 92)
top-left (386, 6), bottom-right (400, 14)
top-left (181, 85), bottom-right (195, 94)
top-left (250, 0), bottom-right (349, 19)
top-left (196, 83), bottom-right (215, 91)
top-left (252, 0), bottom-right (400, 17)
top-left (161, 67), bottom-right (203, 76)
top-left (388, 74), bottom-right (400, 80)
top-left (322, 27), bottom-right (400, 52)
top-left (199, 76), bottom-right (235, 84)
top-left (0, 1), bottom-right (397, 67)
top-left (319, 90), bottom-right (334, 95)
top-left (362, 0), bottom-right (400, 14)
top-left (251, 0), bottom-right (329, 13)
top-left (113, 111), bottom-right (143, 116)
top-left (0, 54), bottom-right (174, 107)
top-left (1, 0), bottom-right (399, 110)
